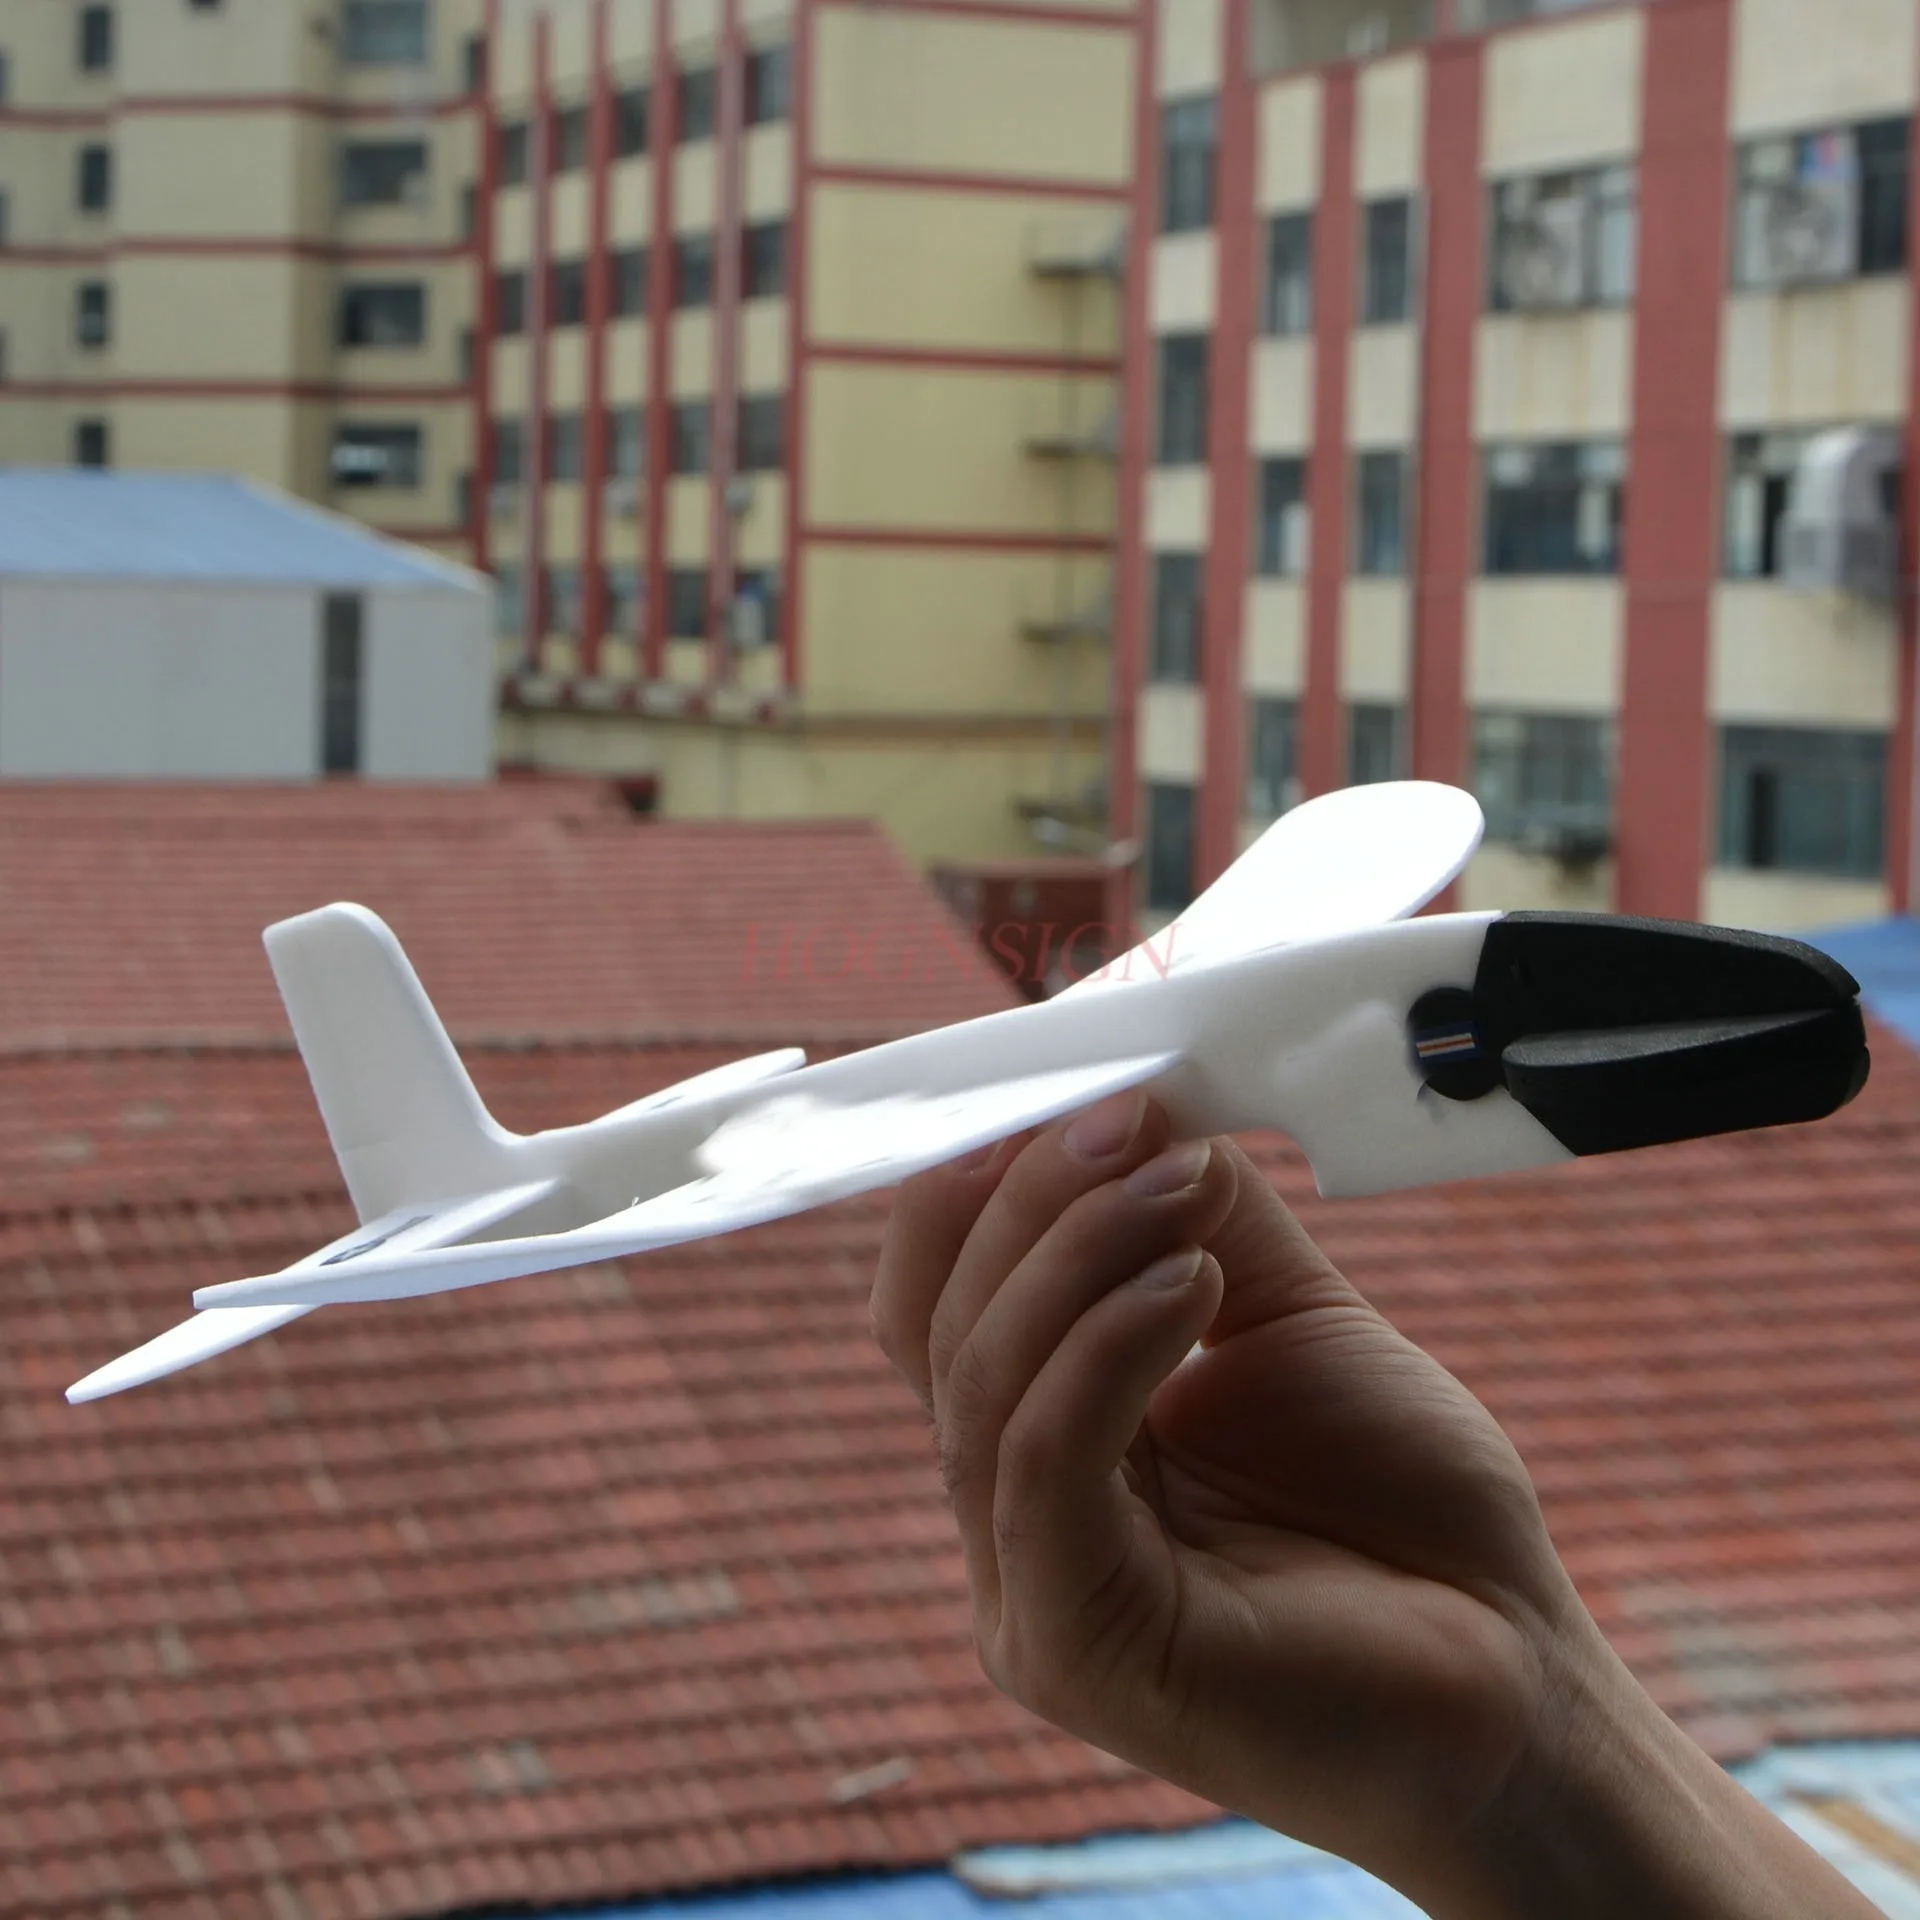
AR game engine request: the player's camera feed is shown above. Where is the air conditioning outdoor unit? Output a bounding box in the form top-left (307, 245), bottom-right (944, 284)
top-left (1498, 193), bottom-right (1589, 310)
top-left (728, 591), bottom-right (769, 650)
top-left (488, 481), bottom-right (520, 520)
top-left (1778, 424), bottom-right (1900, 598)
top-left (605, 476), bottom-right (639, 518)
top-left (330, 442), bottom-right (388, 483)
top-left (1754, 174), bottom-right (1856, 286)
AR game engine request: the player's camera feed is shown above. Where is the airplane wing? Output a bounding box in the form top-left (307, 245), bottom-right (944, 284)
top-left (192, 1051), bottom-right (1184, 1311)
top-left (65, 1181), bottom-right (562, 1404)
top-left (1071, 780), bottom-right (1482, 992)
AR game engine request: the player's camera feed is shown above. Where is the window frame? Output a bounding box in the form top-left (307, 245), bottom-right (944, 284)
top-left (1155, 333), bottom-right (1209, 467)
top-left (76, 144), bottom-right (112, 215)
top-left (74, 280), bottom-right (110, 350)
top-left (1481, 438), bottom-right (1626, 577)
top-left (1717, 724), bottom-right (1887, 879)
top-left (341, 0), bottom-right (431, 68)
top-left (677, 67), bottom-right (718, 143)
top-left (1245, 697), bottom-right (1300, 824)
top-left (745, 46), bottom-right (791, 125)
top-left (674, 232), bottom-right (716, 308)
top-left (742, 220), bottom-right (787, 299)
top-left (77, 5), bottom-right (113, 73)
top-left (331, 423), bottom-right (425, 490)
top-left (340, 137), bottom-right (429, 208)
top-left (1159, 95), bottom-right (1217, 235)
top-left (614, 86), bottom-right (649, 158)
top-left (667, 567), bottom-right (710, 638)
top-left (1473, 709), bottom-right (1616, 846)
top-left (1255, 456), bottom-right (1310, 578)
top-left (1143, 782), bottom-right (1197, 913)
top-left (1359, 195), bottom-right (1417, 327)
top-left (1262, 210), bottom-right (1314, 336)
top-left (737, 392), bottom-right (786, 471)
top-left (1148, 551), bottom-right (1203, 683)
top-left (338, 281), bottom-right (428, 349)
top-left (1353, 448), bottom-right (1408, 577)
top-left (1486, 163), bottom-right (1637, 313)
top-left (669, 399), bottom-right (712, 475)
top-left (1732, 116), bottom-right (1911, 289)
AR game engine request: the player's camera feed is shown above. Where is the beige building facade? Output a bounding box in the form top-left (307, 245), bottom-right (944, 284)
top-left (1125, 0), bottom-right (1920, 934)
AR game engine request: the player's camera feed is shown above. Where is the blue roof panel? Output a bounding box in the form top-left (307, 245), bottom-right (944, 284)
top-left (0, 470), bottom-right (476, 587)
top-left (1807, 917), bottom-right (1920, 1054)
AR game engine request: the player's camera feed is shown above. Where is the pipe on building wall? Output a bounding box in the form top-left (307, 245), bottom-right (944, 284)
top-left (1408, 35), bottom-right (1482, 806)
top-left (779, 0), bottom-right (817, 695)
top-left (1197, 0), bottom-right (1258, 889)
top-left (469, 0), bottom-right (502, 577)
top-left (522, 12), bottom-right (553, 678)
top-left (1108, 0), bottom-right (1155, 941)
top-left (1616, 0), bottom-right (1733, 922)
top-left (580, 0), bottom-right (613, 677)
top-left (643, 0), bottom-right (679, 683)
top-left (1301, 66), bottom-right (1356, 801)
top-left (708, 0), bottom-right (747, 685)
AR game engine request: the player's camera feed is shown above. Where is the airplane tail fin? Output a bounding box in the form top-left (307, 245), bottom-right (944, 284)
top-left (264, 903), bottom-right (523, 1221)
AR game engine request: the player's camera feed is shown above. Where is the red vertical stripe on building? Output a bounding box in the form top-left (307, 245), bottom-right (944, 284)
top-left (1890, 8), bottom-right (1920, 910)
top-left (471, 0), bottom-right (502, 576)
top-left (1196, 2), bottom-right (1257, 888)
top-left (708, 0), bottom-right (746, 682)
top-left (779, 0), bottom-right (815, 693)
top-left (1108, 0), bottom-right (1155, 939)
top-left (643, 0), bottom-right (679, 681)
top-left (1408, 36), bottom-right (1481, 796)
top-left (523, 14), bottom-right (554, 676)
top-left (1301, 68), bottom-right (1356, 799)
top-left (580, 0), bottom-right (613, 677)
top-left (1617, 0), bottom-right (1733, 920)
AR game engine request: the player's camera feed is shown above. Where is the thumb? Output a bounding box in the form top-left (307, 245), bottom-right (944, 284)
top-left (1199, 1138), bottom-right (1373, 1348)
top-left (988, 1247), bottom-right (1225, 1660)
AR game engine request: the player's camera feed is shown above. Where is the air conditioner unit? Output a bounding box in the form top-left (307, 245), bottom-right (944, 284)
top-left (330, 442), bottom-right (388, 483)
top-left (728, 591), bottom-right (769, 650)
top-left (1498, 193), bottom-right (1589, 310)
top-left (488, 481), bottom-right (520, 520)
top-left (1346, 14), bottom-right (1391, 57)
top-left (1778, 424), bottom-right (1900, 598)
top-left (1755, 174), bottom-right (1856, 286)
top-left (723, 473), bottom-right (755, 519)
top-left (605, 476), bottom-right (639, 518)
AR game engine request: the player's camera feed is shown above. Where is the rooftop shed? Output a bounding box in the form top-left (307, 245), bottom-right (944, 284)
top-left (0, 470), bottom-right (492, 780)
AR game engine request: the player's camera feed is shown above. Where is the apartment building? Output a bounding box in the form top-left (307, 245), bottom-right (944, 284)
top-left (0, 0), bottom-right (481, 558)
top-left (1126, 0), bottom-right (1920, 933)
top-left (479, 0), bottom-right (1132, 863)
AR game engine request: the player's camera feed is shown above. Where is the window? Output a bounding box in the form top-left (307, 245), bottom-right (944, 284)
top-left (494, 268), bottom-right (527, 335)
top-left (612, 246), bottom-right (648, 316)
top-left (1246, 698), bottom-right (1299, 823)
top-left (1354, 449), bottom-right (1407, 575)
top-left (544, 563), bottom-right (583, 637)
top-left (75, 281), bottom-right (110, 349)
top-left (1482, 440), bottom-right (1624, 575)
top-left (1160, 96), bottom-right (1216, 234)
top-left (670, 399), bottom-right (711, 474)
top-left (1349, 705), bottom-right (1406, 786)
top-left (320, 595), bottom-right (363, 777)
top-left (493, 563), bottom-right (526, 637)
top-left (1156, 334), bottom-right (1208, 465)
top-left (1474, 711), bottom-right (1614, 845)
top-left (1488, 165), bottom-right (1636, 310)
top-left (491, 418), bottom-right (524, 486)
top-left (604, 564), bottom-right (643, 638)
top-left (674, 232), bottom-right (715, 307)
top-left (1144, 782), bottom-right (1197, 912)
top-left (497, 121), bottom-right (529, 186)
top-left (0, 193), bottom-right (7, 248)
top-left (1723, 429), bottom-right (1828, 578)
top-left (1263, 212), bottom-right (1313, 334)
top-left (1149, 553), bottom-right (1202, 682)
top-left (78, 5), bottom-right (112, 72)
top-left (331, 423), bottom-right (423, 489)
top-left (549, 257), bottom-right (587, 327)
top-left (1734, 117), bottom-right (1910, 287)
top-left (667, 567), bottom-right (709, 637)
top-left (1719, 726), bottom-right (1885, 878)
top-left (615, 86), bottom-right (648, 157)
top-left (73, 418), bottom-right (109, 468)
top-left (342, 0), bottom-right (429, 66)
top-left (341, 138), bottom-right (428, 206)
top-left (547, 413), bottom-right (583, 481)
top-left (678, 67), bottom-right (717, 142)
top-left (462, 31), bottom-right (485, 92)
top-left (731, 569), bottom-right (779, 648)
top-left (738, 393), bottom-right (785, 470)
top-left (1361, 196), bottom-right (1415, 325)
top-left (460, 182), bottom-right (478, 239)
top-left (0, 52), bottom-right (10, 104)
top-left (1255, 457), bottom-right (1309, 576)
top-left (746, 45), bottom-right (791, 124)
top-left (551, 103), bottom-right (591, 172)
top-left (339, 283), bottom-right (426, 347)
top-left (76, 144), bottom-right (112, 214)
top-left (742, 220), bottom-right (786, 298)
top-left (610, 405), bottom-right (645, 479)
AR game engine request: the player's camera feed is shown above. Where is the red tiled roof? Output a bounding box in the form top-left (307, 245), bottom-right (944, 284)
top-left (8, 783), bottom-right (1920, 1917)
top-left (0, 781), bottom-right (1009, 1049)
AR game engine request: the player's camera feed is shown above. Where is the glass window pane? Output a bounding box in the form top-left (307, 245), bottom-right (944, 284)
top-left (1263, 212), bottom-right (1313, 334)
top-left (1144, 783), bottom-right (1197, 911)
top-left (1718, 726), bottom-right (1886, 877)
top-left (1255, 457), bottom-right (1309, 577)
top-left (1361, 198), bottom-right (1412, 325)
top-left (1159, 96), bottom-right (1217, 234)
top-left (1149, 553), bottom-right (1202, 682)
top-left (1245, 698), bottom-right (1299, 822)
top-left (1354, 450), bottom-right (1405, 575)
top-left (1348, 705), bottom-right (1406, 785)
top-left (1155, 335), bottom-right (1208, 465)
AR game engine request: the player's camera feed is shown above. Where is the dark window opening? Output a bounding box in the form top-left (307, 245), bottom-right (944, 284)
top-left (615, 86), bottom-right (649, 157)
top-left (1148, 552), bottom-right (1202, 683)
top-left (1354, 449), bottom-right (1407, 576)
top-left (78, 5), bottom-right (113, 72)
top-left (1349, 705), bottom-right (1407, 786)
top-left (1246, 698), bottom-right (1299, 823)
top-left (493, 268), bottom-right (527, 335)
top-left (341, 138), bottom-right (428, 207)
top-left (1263, 211), bottom-right (1313, 335)
top-left (73, 418), bottom-right (109, 468)
top-left (1144, 782), bottom-right (1196, 912)
top-left (1255, 456), bottom-right (1308, 577)
top-left (1155, 334), bottom-right (1208, 466)
top-left (1474, 711), bottom-right (1614, 845)
top-left (670, 399), bottom-right (711, 475)
top-left (76, 144), bottom-right (112, 214)
top-left (738, 392), bottom-right (785, 470)
top-left (678, 67), bottom-right (718, 142)
top-left (74, 280), bottom-right (110, 349)
top-left (1160, 96), bottom-right (1216, 234)
top-left (548, 257), bottom-right (587, 327)
top-left (1718, 725), bottom-right (1886, 878)
top-left (552, 102), bottom-right (591, 172)
top-left (674, 232), bottom-right (715, 307)
top-left (320, 594), bottom-right (363, 776)
top-left (339, 283), bottom-right (426, 348)
top-left (667, 567), bottom-right (709, 637)
top-left (342, 0), bottom-right (429, 66)
top-left (746, 46), bottom-right (791, 124)
top-left (331, 423), bottom-right (423, 489)
top-left (496, 121), bottom-right (529, 186)
top-left (546, 413), bottom-right (583, 482)
top-left (1360, 196), bottom-right (1415, 325)
top-left (1482, 440), bottom-right (1625, 575)
top-left (743, 220), bottom-right (787, 299)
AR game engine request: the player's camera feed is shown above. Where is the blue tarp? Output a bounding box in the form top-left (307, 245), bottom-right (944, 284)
top-left (1809, 917), bottom-right (1920, 1055)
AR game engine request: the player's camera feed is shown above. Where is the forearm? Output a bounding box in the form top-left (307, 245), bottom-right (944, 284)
top-left (1410, 1637), bottom-right (1881, 1920)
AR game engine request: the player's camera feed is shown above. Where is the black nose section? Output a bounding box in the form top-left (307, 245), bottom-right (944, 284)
top-left (1410, 912), bottom-right (1870, 1157)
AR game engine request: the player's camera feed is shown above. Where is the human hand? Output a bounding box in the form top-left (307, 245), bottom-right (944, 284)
top-left (870, 1092), bottom-right (1881, 1918)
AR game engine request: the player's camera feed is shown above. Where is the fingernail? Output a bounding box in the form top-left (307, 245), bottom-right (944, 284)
top-left (1132, 1247), bottom-right (1203, 1291)
top-left (1126, 1140), bottom-right (1211, 1197)
top-left (1064, 1090), bottom-right (1146, 1162)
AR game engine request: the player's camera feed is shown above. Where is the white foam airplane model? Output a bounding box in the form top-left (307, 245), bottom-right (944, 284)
top-left (67, 781), bottom-right (1870, 1405)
